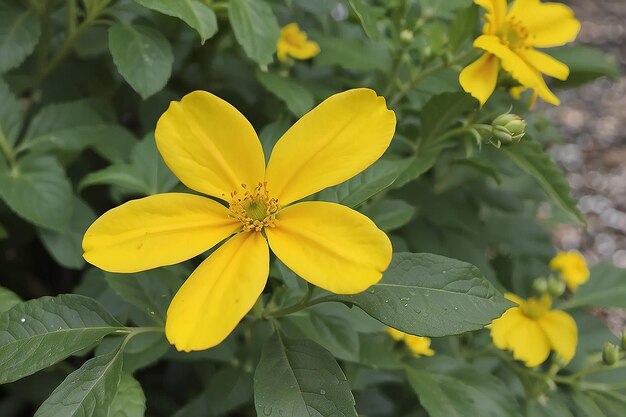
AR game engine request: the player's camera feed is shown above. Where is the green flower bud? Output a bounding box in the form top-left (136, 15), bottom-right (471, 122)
top-left (547, 276), bottom-right (566, 298)
top-left (491, 113), bottom-right (526, 145)
top-left (400, 29), bottom-right (414, 44)
top-left (532, 277), bottom-right (548, 296)
top-left (602, 342), bottom-right (619, 366)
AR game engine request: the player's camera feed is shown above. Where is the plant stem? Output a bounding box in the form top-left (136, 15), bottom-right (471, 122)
top-left (266, 291), bottom-right (335, 318)
top-left (0, 129), bottom-right (17, 172)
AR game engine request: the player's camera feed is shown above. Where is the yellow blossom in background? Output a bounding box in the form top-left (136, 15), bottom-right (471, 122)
top-left (387, 328), bottom-right (435, 357)
top-left (83, 89), bottom-right (395, 352)
top-left (460, 0), bottom-right (581, 106)
top-left (277, 23), bottom-right (320, 62)
top-left (550, 251), bottom-right (589, 292)
top-left (490, 294), bottom-right (577, 367)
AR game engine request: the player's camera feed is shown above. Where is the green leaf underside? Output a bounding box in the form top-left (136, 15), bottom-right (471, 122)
top-left (0, 294), bottom-right (122, 384)
top-left (256, 71), bottom-right (314, 117)
top-left (333, 253), bottom-right (512, 337)
top-left (228, 0), bottom-right (279, 67)
top-left (254, 332), bottom-right (358, 417)
top-left (347, 0), bottom-right (380, 40)
top-left (134, 0), bottom-right (217, 43)
top-left (0, 5), bottom-right (40, 73)
top-left (107, 373), bottom-right (147, 417)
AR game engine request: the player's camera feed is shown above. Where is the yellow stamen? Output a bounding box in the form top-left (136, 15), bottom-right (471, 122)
top-left (229, 182), bottom-right (279, 232)
top-left (520, 295), bottom-right (551, 319)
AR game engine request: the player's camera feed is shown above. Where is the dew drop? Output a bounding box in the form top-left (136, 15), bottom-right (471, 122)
top-left (262, 405), bottom-right (273, 416)
top-left (320, 389), bottom-right (326, 395)
top-left (403, 303), bottom-right (408, 307)
top-left (150, 311), bottom-right (155, 315)
top-left (20, 318), bottom-right (25, 323)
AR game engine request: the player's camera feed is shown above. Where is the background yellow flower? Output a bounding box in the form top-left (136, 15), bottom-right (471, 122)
top-left (387, 327), bottom-right (435, 357)
top-left (550, 251), bottom-right (590, 292)
top-left (277, 23), bottom-right (320, 62)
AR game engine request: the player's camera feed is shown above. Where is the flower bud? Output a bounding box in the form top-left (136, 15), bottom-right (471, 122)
top-left (400, 29), bottom-right (414, 44)
top-left (547, 276), bottom-right (566, 298)
top-left (491, 113), bottom-right (526, 145)
top-left (602, 342), bottom-right (619, 366)
top-left (532, 277), bottom-right (548, 296)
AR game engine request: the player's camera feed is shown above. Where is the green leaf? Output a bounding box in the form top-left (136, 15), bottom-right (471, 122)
top-left (108, 23), bottom-right (173, 99)
top-left (0, 286), bottom-right (21, 314)
top-left (314, 33), bottom-right (390, 72)
top-left (254, 332), bottom-right (358, 417)
top-left (347, 0), bottom-right (380, 40)
top-left (259, 118), bottom-right (290, 163)
top-left (24, 100), bottom-right (103, 141)
top-left (448, 4), bottom-right (478, 52)
top-left (316, 158), bottom-right (412, 207)
top-left (228, 0), bottom-right (279, 67)
top-left (0, 294), bottom-right (122, 384)
top-left (105, 269), bottom-right (183, 325)
top-left (332, 253), bottom-right (512, 337)
top-left (550, 45), bottom-right (619, 87)
top-left (562, 262), bottom-right (626, 310)
top-left (37, 198), bottom-right (96, 269)
top-left (34, 346), bottom-right (125, 417)
top-left (134, 0), bottom-right (217, 43)
top-left (131, 132), bottom-right (178, 194)
top-left (362, 198), bottom-right (415, 232)
top-left (256, 71), bottom-right (314, 117)
top-left (0, 77), bottom-right (23, 146)
top-left (501, 139), bottom-right (585, 225)
top-left (0, 155), bottom-right (74, 231)
top-left (79, 164), bottom-right (150, 195)
top-left (407, 363), bottom-right (523, 417)
top-left (392, 149), bottom-right (439, 188)
top-left (0, 4), bottom-right (40, 73)
top-left (107, 373), bottom-right (146, 417)
top-left (420, 92), bottom-right (477, 148)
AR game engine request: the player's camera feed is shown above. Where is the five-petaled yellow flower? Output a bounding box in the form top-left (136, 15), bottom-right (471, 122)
top-left (277, 23), bottom-right (320, 62)
top-left (490, 294), bottom-right (577, 367)
top-left (387, 328), bottom-right (435, 357)
top-left (460, 0), bottom-right (581, 106)
top-left (83, 89), bottom-right (395, 352)
top-left (550, 251), bottom-right (589, 292)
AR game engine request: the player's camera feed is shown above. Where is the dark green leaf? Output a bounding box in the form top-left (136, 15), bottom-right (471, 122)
top-left (420, 92), bottom-right (477, 147)
top-left (108, 23), bottom-right (173, 99)
top-left (259, 118), bottom-right (290, 164)
top-left (314, 33), bottom-right (390, 72)
top-left (332, 253), bottom-right (512, 336)
top-left (34, 346), bottom-right (124, 417)
top-left (254, 332), bottom-right (357, 417)
top-left (362, 198), bottom-right (415, 231)
top-left (134, 0), bottom-right (217, 43)
top-left (347, 0), bottom-right (380, 40)
top-left (228, 0), bottom-right (279, 67)
top-left (0, 294), bottom-right (122, 384)
top-left (79, 164), bottom-right (149, 195)
top-left (107, 373), bottom-right (146, 417)
top-left (562, 262), bottom-right (626, 310)
top-left (448, 4), bottom-right (478, 52)
top-left (392, 150), bottom-right (439, 188)
top-left (0, 77), bottom-right (22, 146)
top-left (131, 133), bottom-right (178, 194)
top-left (256, 71), bottom-right (314, 117)
top-left (0, 4), bottom-right (40, 73)
top-left (501, 139), bottom-right (584, 225)
top-left (24, 100), bottom-right (103, 141)
top-left (550, 45), bottom-right (619, 87)
top-left (0, 155), bottom-right (74, 231)
top-left (0, 286), bottom-right (21, 314)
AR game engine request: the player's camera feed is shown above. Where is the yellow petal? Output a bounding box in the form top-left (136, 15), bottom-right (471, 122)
top-left (286, 40), bottom-right (320, 60)
top-left (538, 310), bottom-right (578, 363)
top-left (83, 193), bottom-right (240, 273)
top-left (516, 48), bottom-right (569, 80)
top-left (405, 335), bottom-right (435, 357)
top-left (474, 35), bottom-right (560, 105)
top-left (155, 91), bottom-right (265, 200)
top-left (266, 201), bottom-right (392, 294)
top-left (475, 0), bottom-right (508, 32)
top-left (507, 317), bottom-right (551, 367)
top-left (276, 39), bottom-right (289, 62)
top-left (165, 232), bottom-right (269, 351)
top-left (508, 0), bottom-right (580, 47)
top-left (387, 327), bottom-right (406, 341)
top-left (490, 306), bottom-right (526, 349)
top-left (504, 293), bottom-right (524, 306)
top-left (459, 53), bottom-right (499, 106)
top-left (265, 89), bottom-right (396, 205)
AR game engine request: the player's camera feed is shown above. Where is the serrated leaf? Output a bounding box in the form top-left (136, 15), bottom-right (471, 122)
top-left (34, 346), bottom-right (124, 417)
top-left (501, 139), bottom-right (584, 225)
top-left (561, 262), bottom-right (626, 310)
top-left (256, 71), bottom-right (314, 117)
top-left (37, 198), bottom-right (96, 269)
top-left (0, 4), bottom-right (40, 73)
top-left (316, 158), bottom-right (412, 207)
top-left (0, 294), bottom-right (122, 384)
top-left (108, 23), bottom-right (173, 99)
top-left (0, 155), bottom-right (74, 231)
top-left (363, 198), bottom-right (415, 231)
top-left (0, 77), bottom-right (23, 146)
top-left (0, 286), bottom-right (21, 314)
top-left (107, 373), bottom-right (146, 417)
top-left (332, 253), bottom-right (512, 336)
top-left (347, 0), bottom-right (380, 40)
top-left (134, 0), bottom-right (217, 43)
top-left (392, 149), bottom-right (439, 188)
top-left (254, 332), bottom-right (358, 417)
top-left (228, 0), bottom-right (279, 67)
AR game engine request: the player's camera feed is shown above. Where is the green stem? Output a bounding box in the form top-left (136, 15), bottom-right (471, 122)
top-left (266, 293), bottom-right (335, 318)
top-left (114, 326), bottom-right (164, 337)
top-left (67, 0), bottom-right (77, 35)
top-left (0, 129), bottom-right (17, 171)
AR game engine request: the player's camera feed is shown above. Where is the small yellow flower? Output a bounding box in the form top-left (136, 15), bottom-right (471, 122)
top-left (460, 0), bottom-right (580, 106)
top-left (277, 23), bottom-right (320, 62)
top-left (83, 89), bottom-right (395, 352)
top-left (490, 294), bottom-right (577, 367)
top-left (550, 251), bottom-right (589, 292)
top-left (387, 328), bottom-right (435, 357)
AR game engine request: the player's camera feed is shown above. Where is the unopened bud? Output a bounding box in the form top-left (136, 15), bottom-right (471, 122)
top-left (602, 342), bottom-right (619, 366)
top-left (547, 276), bottom-right (566, 298)
top-left (400, 29), bottom-right (414, 44)
top-left (532, 277), bottom-right (548, 296)
top-left (491, 113), bottom-right (526, 145)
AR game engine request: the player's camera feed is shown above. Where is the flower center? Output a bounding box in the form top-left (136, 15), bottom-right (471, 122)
top-left (229, 182), bottom-right (279, 232)
top-left (520, 296), bottom-right (550, 319)
top-left (501, 17), bottom-right (530, 49)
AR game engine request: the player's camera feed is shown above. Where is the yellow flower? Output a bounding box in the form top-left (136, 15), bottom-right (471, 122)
top-left (550, 251), bottom-right (589, 292)
top-left (387, 328), bottom-right (435, 357)
top-left (490, 294), bottom-right (577, 367)
top-left (83, 89), bottom-right (395, 352)
top-left (460, 0), bottom-right (580, 106)
top-left (277, 23), bottom-right (320, 62)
